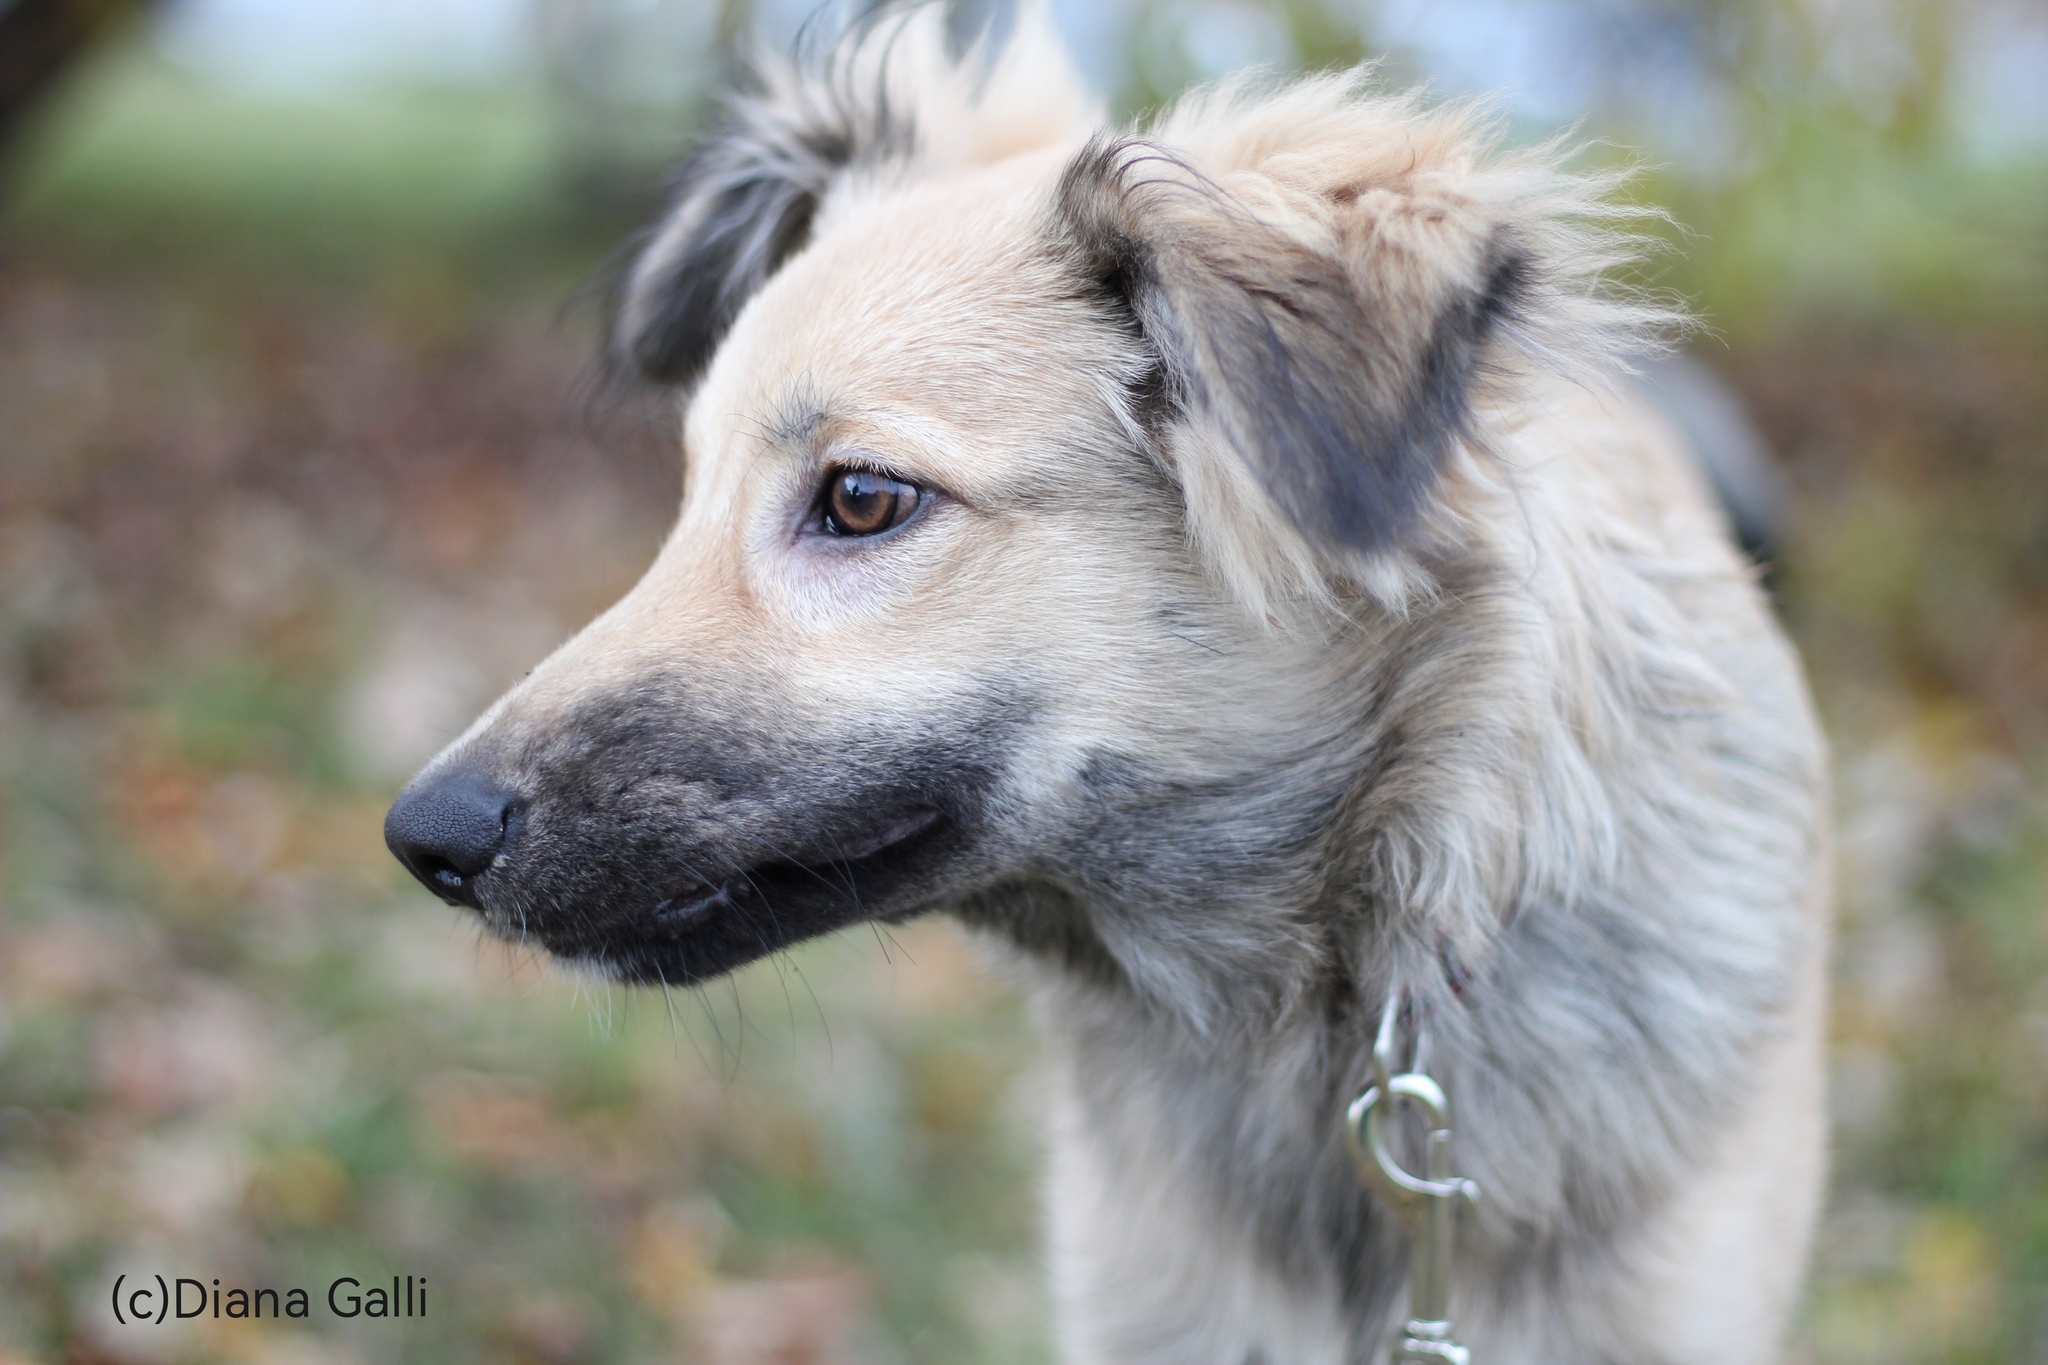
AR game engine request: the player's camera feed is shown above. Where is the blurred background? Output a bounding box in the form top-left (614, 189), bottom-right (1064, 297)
top-left (0, 0), bottom-right (2042, 1361)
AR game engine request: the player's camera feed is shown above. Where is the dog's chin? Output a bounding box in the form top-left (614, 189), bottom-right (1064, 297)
top-left (479, 806), bottom-right (950, 986)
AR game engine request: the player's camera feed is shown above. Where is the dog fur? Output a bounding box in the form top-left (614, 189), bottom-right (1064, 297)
top-left (388, 10), bottom-right (1830, 1361)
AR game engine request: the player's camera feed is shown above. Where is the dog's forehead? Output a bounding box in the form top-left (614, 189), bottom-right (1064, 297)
top-left (684, 149), bottom-right (1111, 476)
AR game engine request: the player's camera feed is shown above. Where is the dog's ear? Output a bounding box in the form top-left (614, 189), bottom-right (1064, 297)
top-left (615, 4), bottom-right (1099, 386)
top-left (1053, 133), bottom-right (1530, 561)
top-left (610, 80), bottom-right (896, 386)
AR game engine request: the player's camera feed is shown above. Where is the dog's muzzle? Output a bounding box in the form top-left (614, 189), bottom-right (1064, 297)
top-left (379, 677), bottom-right (1028, 985)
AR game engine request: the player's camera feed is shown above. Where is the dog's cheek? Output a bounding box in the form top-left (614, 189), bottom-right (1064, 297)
top-left (755, 513), bottom-right (961, 632)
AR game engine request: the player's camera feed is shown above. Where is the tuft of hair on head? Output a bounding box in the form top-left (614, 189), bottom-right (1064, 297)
top-left (1052, 70), bottom-right (1683, 621)
top-left (610, 0), bottom-right (1100, 387)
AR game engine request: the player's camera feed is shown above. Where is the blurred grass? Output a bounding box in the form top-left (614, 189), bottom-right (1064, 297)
top-left (4, 47), bottom-right (603, 287)
top-left (1653, 130), bottom-right (2048, 342)
top-left (0, 15), bottom-right (2044, 1365)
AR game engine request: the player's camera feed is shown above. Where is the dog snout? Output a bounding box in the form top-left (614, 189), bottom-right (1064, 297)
top-left (384, 771), bottom-right (517, 907)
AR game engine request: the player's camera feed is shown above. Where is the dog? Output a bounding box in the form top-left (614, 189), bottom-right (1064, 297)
top-left (384, 11), bottom-right (1829, 1361)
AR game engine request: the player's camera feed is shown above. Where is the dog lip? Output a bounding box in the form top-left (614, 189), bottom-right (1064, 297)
top-left (648, 882), bottom-right (734, 935)
top-left (638, 805), bottom-right (945, 941)
top-left (829, 805), bottom-right (944, 861)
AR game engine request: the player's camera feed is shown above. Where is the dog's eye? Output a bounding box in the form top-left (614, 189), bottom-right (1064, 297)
top-left (822, 468), bottom-right (921, 537)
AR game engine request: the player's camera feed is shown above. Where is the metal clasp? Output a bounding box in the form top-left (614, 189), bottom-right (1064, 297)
top-left (1346, 992), bottom-right (1479, 1365)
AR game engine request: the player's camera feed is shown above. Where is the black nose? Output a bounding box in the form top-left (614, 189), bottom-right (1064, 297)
top-left (384, 774), bottom-right (515, 906)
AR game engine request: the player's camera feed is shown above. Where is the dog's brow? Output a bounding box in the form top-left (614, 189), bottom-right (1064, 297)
top-left (765, 386), bottom-right (831, 447)
top-left (723, 395), bottom-right (829, 473)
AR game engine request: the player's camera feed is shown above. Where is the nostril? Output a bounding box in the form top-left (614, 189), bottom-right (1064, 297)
top-left (383, 772), bottom-right (516, 905)
top-left (416, 853), bottom-right (471, 893)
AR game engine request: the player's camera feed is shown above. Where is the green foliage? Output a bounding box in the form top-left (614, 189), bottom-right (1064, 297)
top-left (4, 45), bottom-right (628, 289)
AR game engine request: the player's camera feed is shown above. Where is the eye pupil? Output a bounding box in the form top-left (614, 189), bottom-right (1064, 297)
top-left (824, 469), bottom-right (919, 537)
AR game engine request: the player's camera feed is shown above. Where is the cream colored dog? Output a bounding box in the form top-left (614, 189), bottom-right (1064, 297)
top-left (386, 11), bottom-right (1830, 1361)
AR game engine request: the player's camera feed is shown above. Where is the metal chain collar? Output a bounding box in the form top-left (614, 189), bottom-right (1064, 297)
top-left (1344, 992), bottom-right (1480, 1364)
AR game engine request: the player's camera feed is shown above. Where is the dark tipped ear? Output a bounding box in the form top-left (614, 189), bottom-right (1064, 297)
top-left (610, 128), bottom-right (831, 385)
top-left (1053, 136), bottom-right (1529, 557)
top-left (612, 56), bottom-right (918, 387)
top-left (611, 98), bottom-right (867, 385)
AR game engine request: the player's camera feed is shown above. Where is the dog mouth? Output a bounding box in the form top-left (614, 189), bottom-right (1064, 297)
top-left (432, 800), bottom-right (954, 986)
top-left (632, 805), bottom-right (946, 942)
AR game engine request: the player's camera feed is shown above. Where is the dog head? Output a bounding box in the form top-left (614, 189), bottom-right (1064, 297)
top-left (384, 9), bottom-right (1641, 1017)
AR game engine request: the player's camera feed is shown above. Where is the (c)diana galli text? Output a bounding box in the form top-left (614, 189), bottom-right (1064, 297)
top-left (111, 1273), bottom-right (427, 1323)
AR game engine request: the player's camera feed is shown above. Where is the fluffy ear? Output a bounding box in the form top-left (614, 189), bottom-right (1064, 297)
top-left (609, 66), bottom-right (901, 385)
top-left (614, 3), bottom-right (1098, 385)
top-left (1051, 132), bottom-right (1530, 562)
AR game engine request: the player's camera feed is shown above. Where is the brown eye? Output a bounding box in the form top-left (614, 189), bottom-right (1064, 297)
top-left (822, 468), bottom-right (921, 537)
